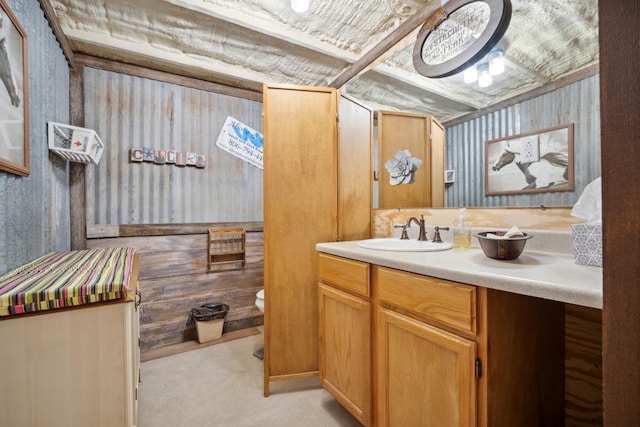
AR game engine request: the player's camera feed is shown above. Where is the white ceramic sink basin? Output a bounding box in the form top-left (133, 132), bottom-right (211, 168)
top-left (357, 238), bottom-right (453, 252)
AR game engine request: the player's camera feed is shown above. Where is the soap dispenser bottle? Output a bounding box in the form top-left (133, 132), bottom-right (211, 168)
top-left (453, 208), bottom-right (471, 248)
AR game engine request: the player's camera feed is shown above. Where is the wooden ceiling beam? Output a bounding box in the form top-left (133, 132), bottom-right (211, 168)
top-left (39, 0), bottom-right (75, 68)
top-left (328, 2), bottom-right (442, 88)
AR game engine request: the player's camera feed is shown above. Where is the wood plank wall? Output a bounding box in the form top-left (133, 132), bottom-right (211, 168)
top-left (565, 305), bottom-right (603, 426)
top-left (87, 222), bottom-right (263, 354)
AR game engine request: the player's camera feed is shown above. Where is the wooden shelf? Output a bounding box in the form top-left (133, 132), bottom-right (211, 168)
top-left (207, 227), bottom-right (246, 270)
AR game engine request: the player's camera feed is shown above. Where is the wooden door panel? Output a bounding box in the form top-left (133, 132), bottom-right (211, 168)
top-left (430, 118), bottom-right (445, 208)
top-left (337, 92), bottom-right (373, 241)
top-left (378, 111), bottom-right (431, 209)
top-left (263, 84), bottom-right (337, 382)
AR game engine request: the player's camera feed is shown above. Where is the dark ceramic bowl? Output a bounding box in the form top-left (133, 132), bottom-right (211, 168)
top-left (475, 231), bottom-right (533, 260)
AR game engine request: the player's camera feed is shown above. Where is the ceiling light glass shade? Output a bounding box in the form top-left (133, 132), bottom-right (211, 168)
top-left (291, 0), bottom-right (309, 13)
top-left (463, 65), bottom-right (478, 84)
top-left (478, 62), bottom-right (492, 87)
top-left (488, 49), bottom-right (504, 75)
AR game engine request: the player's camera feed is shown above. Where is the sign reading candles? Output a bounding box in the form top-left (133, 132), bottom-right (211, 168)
top-left (215, 116), bottom-right (263, 169)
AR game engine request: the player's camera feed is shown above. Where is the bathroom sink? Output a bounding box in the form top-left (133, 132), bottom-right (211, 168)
top-left (357, 238), bottom-right (453, 252)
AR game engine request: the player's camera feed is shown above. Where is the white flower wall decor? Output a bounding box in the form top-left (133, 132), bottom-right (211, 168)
top-left (384, 149), bottom-right (422, 185)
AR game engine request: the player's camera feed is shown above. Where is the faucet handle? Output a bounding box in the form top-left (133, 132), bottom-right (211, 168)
top-left (400, 225), bottom-right (409, 240)
top-left (432, 226), bottom-right (450, 243)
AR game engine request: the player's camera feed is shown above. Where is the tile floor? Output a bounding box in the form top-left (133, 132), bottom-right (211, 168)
top-left (137, 329), bottom-right (362, 426)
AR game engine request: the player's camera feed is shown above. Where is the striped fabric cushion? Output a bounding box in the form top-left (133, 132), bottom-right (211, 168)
top-left (0, 248), bottom-right (136, 316)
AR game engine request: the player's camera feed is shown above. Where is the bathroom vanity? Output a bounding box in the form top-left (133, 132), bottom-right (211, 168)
top-left (316, 240), bottom-right (602, 427)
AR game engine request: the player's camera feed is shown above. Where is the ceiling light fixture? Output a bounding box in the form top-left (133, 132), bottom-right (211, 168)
top-left (463, 48), bottom-right (504, 88)
top-left (477, 62), bottom-right (492, 88)
top-left (488, 48), bottom-right (504, 75)
top-left (291, 0), bottom-right (309, 13)
top-left (463, 65), bottom-right (478, 84)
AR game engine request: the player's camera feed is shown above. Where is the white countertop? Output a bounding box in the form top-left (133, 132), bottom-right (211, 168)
top-left (316, 240), bottom-right (603, 309)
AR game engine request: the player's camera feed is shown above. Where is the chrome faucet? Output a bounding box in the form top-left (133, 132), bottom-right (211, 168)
top-left (404, 215), bottom-right (428, 241)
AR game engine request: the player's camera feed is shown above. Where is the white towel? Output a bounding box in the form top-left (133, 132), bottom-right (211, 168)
top-left (485, 226), bottom-right (525, 239)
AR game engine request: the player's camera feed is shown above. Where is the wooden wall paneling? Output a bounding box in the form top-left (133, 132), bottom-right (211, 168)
top-left (69, 63), bottom-right (87, 250)
top-left (565, 304), bottom-right (603, 426)
top-left (600, 1), bottom-right (640, 424)
top-left (75, 54), bottom-right (262, 102)
top-left (86, 222), bottom-right (264, 354)
top-left (482, 289), bottom-right (565, 427)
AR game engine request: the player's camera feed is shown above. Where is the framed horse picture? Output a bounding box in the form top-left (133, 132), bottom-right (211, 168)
top-left (484, 124), bottom-right (574, 196)
top-left (0, 0), bottom-right (28, 176)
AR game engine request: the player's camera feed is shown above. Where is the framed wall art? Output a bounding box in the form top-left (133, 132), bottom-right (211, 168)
top-left (485, 124), bottom-right (574, 196)
top-left (0, 0), bottom-right (29, 176)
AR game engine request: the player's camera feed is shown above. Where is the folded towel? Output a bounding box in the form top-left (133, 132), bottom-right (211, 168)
top-left (485, 226), bottom-right (525, 239)
top-left (484, 233), bottom-right (503, 239)
top-left (504, 225), bottom-right (525, 238)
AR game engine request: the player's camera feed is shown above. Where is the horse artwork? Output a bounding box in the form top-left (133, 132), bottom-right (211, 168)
top-left (485, 125), bottom-right (574, 196)
top-left (0, 0), bottom-right (28, 176)
top-left (0, 15), bottom-right (20, 108)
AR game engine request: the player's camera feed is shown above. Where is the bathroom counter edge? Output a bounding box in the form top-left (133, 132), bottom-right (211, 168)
top-left (316, 241), bottom-right (602, 309)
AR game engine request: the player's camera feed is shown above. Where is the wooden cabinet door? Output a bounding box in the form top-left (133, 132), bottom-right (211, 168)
top-left (319, 284), bottom-right (371, 426)
top-left (375, 306), bottom-right (477, 427)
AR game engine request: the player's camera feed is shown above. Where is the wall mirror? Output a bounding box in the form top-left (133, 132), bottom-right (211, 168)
top-left (364, 0), bottom-right (599, 210)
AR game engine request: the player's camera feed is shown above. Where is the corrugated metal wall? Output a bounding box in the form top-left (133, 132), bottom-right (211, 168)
top-left (0, 0), bottom-right (70, 274)
top-left (83, 68), bottom-right (264, 225)
top-left (445, 75), bottom-right (601, 208)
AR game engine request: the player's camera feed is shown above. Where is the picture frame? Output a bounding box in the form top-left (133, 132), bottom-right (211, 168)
top-left (0, 0), bottom-right (29, 176)
top-left (485, 124), bottom-right (574, 196)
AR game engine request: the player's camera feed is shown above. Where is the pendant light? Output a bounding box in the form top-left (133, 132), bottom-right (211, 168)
top-left (291, 0), bottom-right (309, 13)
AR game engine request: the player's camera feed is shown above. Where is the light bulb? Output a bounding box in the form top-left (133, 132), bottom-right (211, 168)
top-left (478, 62), bottom-right (492, 88)
top-left (463, 65), bottom-right (478, 84)
top-left (291, 0), bottom-right (309, 13)
top-left (489, 49), bottom-right (504, 76)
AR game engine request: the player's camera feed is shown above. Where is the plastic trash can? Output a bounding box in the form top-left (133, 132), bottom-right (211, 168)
top-left (190, 303), bottom-right (229, 343)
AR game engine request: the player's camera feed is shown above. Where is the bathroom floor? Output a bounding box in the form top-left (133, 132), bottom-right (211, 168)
top-left (137, 328), bottom-right (362, 426)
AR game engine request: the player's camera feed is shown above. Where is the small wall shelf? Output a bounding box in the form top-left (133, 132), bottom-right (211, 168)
top-left (48, 122), bottom-right (104, 165)
top-left (207, 227), bottom-right (246, 270)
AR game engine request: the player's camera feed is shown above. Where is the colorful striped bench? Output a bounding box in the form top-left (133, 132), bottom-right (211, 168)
top-left (0, 247), bottom-right (136, 316)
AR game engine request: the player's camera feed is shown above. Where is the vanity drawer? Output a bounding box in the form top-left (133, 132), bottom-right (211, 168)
top-left (319, 254), bottom-right (370, 298)
top-left (373, 266), bottom-right (476, 335)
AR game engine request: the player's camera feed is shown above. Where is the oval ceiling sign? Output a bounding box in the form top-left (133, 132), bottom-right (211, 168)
top-left (413, 0), bottom-right (512, 78)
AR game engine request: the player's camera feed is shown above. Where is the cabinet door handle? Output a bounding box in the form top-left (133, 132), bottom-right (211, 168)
top-left (475, 358), bottom-right (483, 379)
top-left (135, 290), bottom-right (142, 308)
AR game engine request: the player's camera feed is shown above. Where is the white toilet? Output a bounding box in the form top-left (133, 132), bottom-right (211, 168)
top-left (255, 289), bottom-right (264, 313)
top-left (254, 289), bottom-right (265, 360)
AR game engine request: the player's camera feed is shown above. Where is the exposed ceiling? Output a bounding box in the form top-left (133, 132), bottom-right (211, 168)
top-left (47, 0), bottom-right (599, 124)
